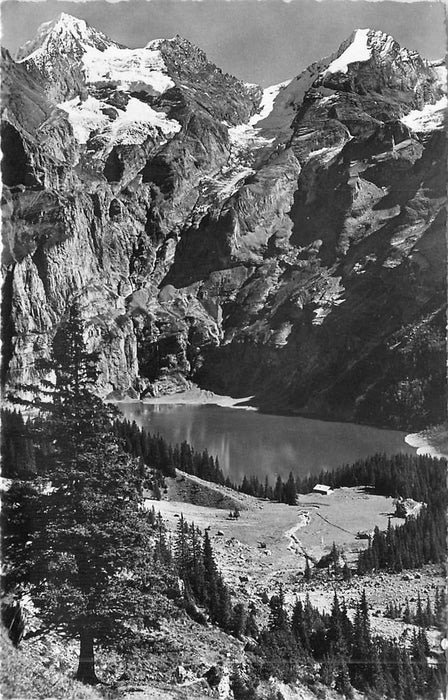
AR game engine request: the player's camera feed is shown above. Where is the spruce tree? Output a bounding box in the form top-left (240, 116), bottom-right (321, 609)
top-left (328, 591), bottom-right (349, 661)
top-left (263, 476), bottom-right (270, 499)
top-left (154, 512), bottom-right (172, 564)
top-left (274, 475), bottom-right (283, 502)
top-left (411, 629), bottom-right (429, 696)
top-left (174, 514), bottom-right (189, 578)
top-left (4, 304), bottom-right (164, 683)
top-left (415, 592), bottom-right (424, 626)
top-left (403, 598), bottom-right (412, 624)
top-left (231, 603), bottom-right (247, 639)
top-left (401, 648), bottom-right (416, 700)
top-left (340, 599), bottom-right (353, 647)
top-left (283, 472), bottom-right (297, 505)
top-left (335, 658), bottom-right (352, 696)
top-left (268, 587), bottom-right (289, 631)
top-left (394, 647), bottom-right (406, 700)
top-left (188, 525), bottom-right (206, 600)
top-left (245, 602), bottom-right (259, 639)
top-left (261, 588), bottom-right (299, 683)
top-left (342, 562), bottom-right (351, 582)
top-left (369, 641), bottom-right (386, 697)
top-left (331, 542), bottom-right (340, 576)
top-left (202, 530), bottom-right (221, 620)
top-left (291, 598), bottom-right (310, 652)
top-left (320, 654), bottom-right (335, 687)
top-left (350, 590), bottom-right (372, 689)
top-left (216, 576), bottom-right (232, 630)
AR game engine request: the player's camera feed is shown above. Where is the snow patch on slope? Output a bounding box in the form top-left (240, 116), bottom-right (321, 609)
top-left (400, 97), bottom-right (446, 133)
top-left (58, 95), bottom-right (181, 145)
top-left (325, 29), bottom-right (371, 75)
top-left (82, 45), bottom-right (174, 94)
top-left (111, 98), bottom-right (181, 144)
top-left (309, 144), bottom-right (346, 163)
top-left (254, 66), bottom-right (323, 134)
top-left (225, 82), bottom-right (291, 159)
top-left (249, 81), bottom-right (290, 126)
top-left (58, 96), bottom-right (108, 143)
top-left (228, 124), bottom-right (274, 151)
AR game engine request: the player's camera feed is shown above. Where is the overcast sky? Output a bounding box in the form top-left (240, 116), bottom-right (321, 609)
top-left (1, 0), bottom-right (445, 86)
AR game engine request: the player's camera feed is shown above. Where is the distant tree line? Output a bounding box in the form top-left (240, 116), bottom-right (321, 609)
top-left (234, 587), bottom-right (444, 699)
top-left (357, 505), bottom-right (446, 574)
top-left (114, 418), bottom-right (234, 487)
top-left (307, 452), bottom-right (447, 503)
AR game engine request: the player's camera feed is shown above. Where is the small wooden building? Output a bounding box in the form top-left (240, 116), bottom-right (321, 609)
top-left (313, 484), bottom-right (333, 496)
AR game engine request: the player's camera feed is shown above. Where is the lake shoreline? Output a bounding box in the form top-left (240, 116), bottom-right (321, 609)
top-left (113, 387), bottom-right (257, 409)
top-left (110, 385), bottom-right (436, 438)
top-left (405, 424), bottom-right (448, 459)
top-left (113, 388), bottom-right (418, 439)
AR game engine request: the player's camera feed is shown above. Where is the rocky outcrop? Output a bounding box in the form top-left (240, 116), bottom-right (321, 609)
top-left (2, 16), bottom-right (446, 428)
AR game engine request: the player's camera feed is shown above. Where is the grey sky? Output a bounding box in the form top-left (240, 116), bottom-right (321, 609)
top-left (1, 0), bottom-right (445, 86)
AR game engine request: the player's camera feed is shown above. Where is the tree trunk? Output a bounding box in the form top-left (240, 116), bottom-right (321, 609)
top-left (76, 627), bottom-right (99, 684)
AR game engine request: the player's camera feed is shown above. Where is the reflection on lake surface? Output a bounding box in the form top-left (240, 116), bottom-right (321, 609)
top-left (119, 402), bottom-right (416, 483)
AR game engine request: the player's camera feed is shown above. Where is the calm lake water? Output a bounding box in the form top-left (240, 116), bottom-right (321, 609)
top-left (119, 402), bottom-right (415, 484)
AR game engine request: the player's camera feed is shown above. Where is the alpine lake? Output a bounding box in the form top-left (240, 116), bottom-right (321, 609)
top-left (119, 401), bottom-right (416, 484)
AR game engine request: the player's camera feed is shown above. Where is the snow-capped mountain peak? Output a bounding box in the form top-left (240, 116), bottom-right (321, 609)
top-left (41, 13), bottom-right (97, 42)
top-left (316, 26), bottom-right (442, 107)
top-left (323, 27), bottom-right (427, 78)
top-left (17, 13), bottom-right (118, 64)
top-left (16, 13), bottom-right (175, 98)
top-left (324, 28), bottom-right (372, 75)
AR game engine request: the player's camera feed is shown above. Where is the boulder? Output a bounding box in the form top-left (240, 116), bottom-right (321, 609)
top-left (203, 665), bottom-right (222, 688)
top-left (395, 498), bottom-right (426, 519)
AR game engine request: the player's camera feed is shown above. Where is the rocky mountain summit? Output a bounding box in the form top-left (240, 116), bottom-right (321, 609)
top-left (2, 15), bottom-right (446, 428)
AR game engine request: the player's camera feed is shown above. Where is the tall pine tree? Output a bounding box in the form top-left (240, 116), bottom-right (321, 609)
top-left (4, 304), bottom-right (166, 683)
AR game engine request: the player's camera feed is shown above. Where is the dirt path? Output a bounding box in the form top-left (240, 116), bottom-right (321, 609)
top-left (155, 477), bottom-right (398, 590)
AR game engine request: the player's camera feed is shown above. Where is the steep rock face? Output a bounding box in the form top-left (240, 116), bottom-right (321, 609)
top-left (2, 17), bottom-right (446, 428)
top-left (318, 29), bottom-right (438, 104)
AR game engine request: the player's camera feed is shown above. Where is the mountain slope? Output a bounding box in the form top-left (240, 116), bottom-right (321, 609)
top-left (2, 16), bottom-right (446, 428)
